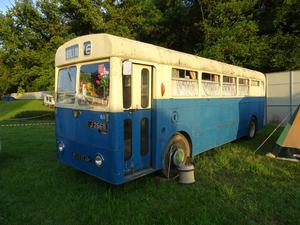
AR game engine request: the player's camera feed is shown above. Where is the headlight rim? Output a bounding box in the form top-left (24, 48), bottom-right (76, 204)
top-left (58, 142), bottom-right (65, 152)
top-left (95, 153), bottom-right (104, 167)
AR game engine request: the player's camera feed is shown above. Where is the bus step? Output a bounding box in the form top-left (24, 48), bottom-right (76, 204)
top-left (124, 168), bottom-right (156, 181)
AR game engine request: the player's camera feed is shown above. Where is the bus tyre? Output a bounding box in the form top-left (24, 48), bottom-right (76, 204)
top-left (247, 117), bottom-right (257, 139)
top-left (162, 133), bottom-right (191, 178)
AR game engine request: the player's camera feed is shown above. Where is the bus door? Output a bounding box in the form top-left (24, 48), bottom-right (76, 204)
top-left (123, 63), bottom-right (152, 174)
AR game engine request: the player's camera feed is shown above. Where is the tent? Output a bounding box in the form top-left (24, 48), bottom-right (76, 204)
top-left (274, 105), bottom-right (300, 160)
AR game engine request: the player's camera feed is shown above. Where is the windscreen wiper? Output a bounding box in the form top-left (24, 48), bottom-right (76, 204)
top-left (68, 70), bottom-right (72, 82)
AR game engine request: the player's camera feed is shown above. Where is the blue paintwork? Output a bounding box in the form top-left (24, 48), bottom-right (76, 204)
top-left (56, 108), bottom-right (153, 184)
top-left (56, 96), bottom-right (265, 184)
top-left (152, 97), bottom-right (265, 171)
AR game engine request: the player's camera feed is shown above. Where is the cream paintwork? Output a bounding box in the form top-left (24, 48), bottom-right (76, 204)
top-left (55, 33), bottom-right (265, 112)
top-left (131, 64), bottom-right (152, 110)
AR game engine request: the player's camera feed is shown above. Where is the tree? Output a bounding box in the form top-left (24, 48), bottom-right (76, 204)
top-left (0, 0), bottom-right (73, 95)
top-left (197, 0), bottom-right (269, 71)
top-left (255, 0), bottom-right (300, 71)
top-left (0, 0), bottom-right (299, 97)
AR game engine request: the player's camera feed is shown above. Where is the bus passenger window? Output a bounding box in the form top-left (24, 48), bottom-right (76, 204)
top-left (123, 75), bottom-right (132, 108)
top-left (140, 118), bottom-right (149, 156)
top-left (172, 69), bottom-right (180, 78)
top-left (239, 78), bottom-right (249, 85)
top-left (201, 73), bottom-right (221, 96)
top-left (202, 73), bottom-right (211, 81)
top-left (251, 80), bottom-right (260, 86)
top-left (202, 73), bottom-right (220, 82)
top-left (141, 68), bottom-right (149, 108)
top-left (172, 68), bottom-right (198, 97)
top-left (223, 76), bottom-right (236, 84)
top-left (124, 119), bottom-right (132, 161)
top-left (222, 76), bottom-right (237, 96)
top-left (189, 71), bottom-right (197, 80)
top-left (238, 78), bottom-right (249, 96)
top-left (172, 68), bottom-right (198, 80)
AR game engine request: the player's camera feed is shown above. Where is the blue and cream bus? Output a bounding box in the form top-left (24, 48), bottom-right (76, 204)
top-left (55, 34), bottom-right (265, 184)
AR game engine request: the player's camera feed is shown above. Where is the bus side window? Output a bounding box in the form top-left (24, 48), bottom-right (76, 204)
top-left (202, 73), bottom-right (220, 82)
top-left (123, 75), bottom-right (132, 108)
top-left (222, 75), bottom-right (237, 96)
top-left (124, 119), bottom-right (132, 161)
top-left (141, 68), bottom-right (149, 108)
top-left (172, 68), bottom-right (198, 97)
top-left (238, 78), bottom-right (249, 96)
top-left (140, 118), bottom-right (149, 156)
top-left (251, 80), bottom-right (260, 86)
top-left (172, 68), bottom-right (198, 80)
top-left (201, 72), bottom-right (221, 96)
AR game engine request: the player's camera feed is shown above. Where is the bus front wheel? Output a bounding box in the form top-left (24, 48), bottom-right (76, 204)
top-left (162, 133), bottom-right (191, 178)
top-left (247, 117), bottom-right (257, 139)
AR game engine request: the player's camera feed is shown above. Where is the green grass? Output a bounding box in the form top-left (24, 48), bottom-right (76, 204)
top-left (0, 100), bottom-right (54, 121)
top-left (0, 124), bottom-right (299, 225)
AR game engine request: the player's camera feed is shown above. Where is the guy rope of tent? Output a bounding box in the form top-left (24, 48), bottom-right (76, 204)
top-left (254, 114), bottom-right (290, 154)
top-left (255, 105), bottom-right (300, 161)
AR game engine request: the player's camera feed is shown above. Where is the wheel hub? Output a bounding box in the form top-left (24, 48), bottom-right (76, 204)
top-left (171, 144), bottom-right (185, 166)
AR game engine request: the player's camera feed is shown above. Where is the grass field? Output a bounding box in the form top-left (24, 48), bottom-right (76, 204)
top-left (0, 99), bottom-right (54, 120)
top-left (0, 101), bottom-right (299, 225)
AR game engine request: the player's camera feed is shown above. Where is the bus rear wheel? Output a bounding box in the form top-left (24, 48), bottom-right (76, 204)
top-left (162, 133), bottom-right (191, 178)
top-left (247, 117), bottom-right (257, 139)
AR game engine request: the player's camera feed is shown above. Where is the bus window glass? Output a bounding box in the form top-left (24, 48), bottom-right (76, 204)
top-left (141, 69), bottom-right (149, 108)
top-left (140, 118), bottom-right (149, 156)
top-left (201, 73), bottom-right (221, 96)
top-left (238, 78), bottom-right (249, 96)
top-left (222, 76), bottom-right (236, 96)
top-left (123, 75), bottom-right (132, 109)
top-left (260, 81), bottom-right (265, 95)
top-left (57, 66), bottom-right (77, 104)
top-left (172, 68), bottom-right (198, 97)
top-left (124, 119), bottom-right (132, 161)
top-left (223, 76), bottom-right (236, 84)
top-left (251, 80), bottom-right (260, 86)
top-left (78, 62), bottom-right (110, 106)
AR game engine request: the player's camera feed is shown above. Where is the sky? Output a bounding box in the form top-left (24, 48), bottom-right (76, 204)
top-left (0, 0), bottom-right (14, 13)
top-left (0, 0), bottom-right (36, 13)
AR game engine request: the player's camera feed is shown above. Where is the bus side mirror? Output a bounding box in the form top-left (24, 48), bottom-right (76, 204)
top-left (122, 61), bottom-right (132, 76)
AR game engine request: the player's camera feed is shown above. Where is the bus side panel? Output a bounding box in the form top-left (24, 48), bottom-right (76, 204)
top-left (152, 97), bottom-right (265, 169)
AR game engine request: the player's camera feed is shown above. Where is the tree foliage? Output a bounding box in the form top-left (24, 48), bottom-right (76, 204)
top-left (0, 0), bottom-right (299, 97)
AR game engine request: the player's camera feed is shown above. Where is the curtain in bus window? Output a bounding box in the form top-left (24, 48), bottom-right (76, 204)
top-left (238, 78), bottom-right (249, 96)
top-left (201, 73), bottom-right (221, 96)
top-left (222, 76), bottom-right (237, 96)
top-left (172, 69), bottom-right (198, 97)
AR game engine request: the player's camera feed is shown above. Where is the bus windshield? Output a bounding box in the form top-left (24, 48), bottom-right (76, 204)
top-left (78, 62), bottom-right (110, 106)
top-left (57, 66), bottom-right (76, 104)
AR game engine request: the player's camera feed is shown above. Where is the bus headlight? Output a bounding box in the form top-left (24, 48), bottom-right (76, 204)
top-left (58, 142), bottom-right (65, 152)
top-left (95, 153), bottom-right (104, 167)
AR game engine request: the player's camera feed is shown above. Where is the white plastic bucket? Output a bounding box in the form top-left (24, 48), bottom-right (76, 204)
top-left (178, 164), bottom-right (195, 184)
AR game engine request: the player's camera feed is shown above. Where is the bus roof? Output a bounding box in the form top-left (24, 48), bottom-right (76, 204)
top-left (55, 33), bottom-right (265, 80)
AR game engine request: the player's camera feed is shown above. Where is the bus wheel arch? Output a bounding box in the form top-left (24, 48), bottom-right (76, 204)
top-left (178, 131), bottom-right (193, 155)
top-left (247, 116), bottom-right (257, 139)
top-left (162, 131), bottom-right (192, 178)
